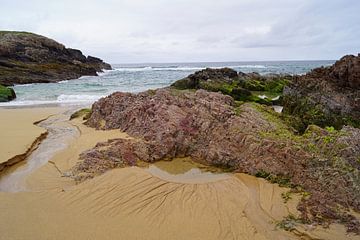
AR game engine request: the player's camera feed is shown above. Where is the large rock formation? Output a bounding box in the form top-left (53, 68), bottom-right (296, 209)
top-left (71, 87), bottom-right (359, 233)
top-left (171, 68), bottom-right (291, 104)
top-left (0, 31), bottom-right (112, 86)
top-left (283, 54), bottom-right (360, 132)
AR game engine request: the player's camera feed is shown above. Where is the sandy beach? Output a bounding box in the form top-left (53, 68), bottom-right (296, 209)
top-left (0, 103), bottom-right (357, 240)
top-left (0, 108), bottom-right (357, 239)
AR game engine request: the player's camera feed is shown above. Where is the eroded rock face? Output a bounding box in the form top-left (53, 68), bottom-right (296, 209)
top-left (329, 54), bottom-right (360, 89)
top-left (283, 54), bottom-right (360, 130)
top-left (84, 88), bottom-right (297, 170)
top-left (72, 87), bottom-right (360, 232)
top-left (0, 31), bottom-right (111, 86)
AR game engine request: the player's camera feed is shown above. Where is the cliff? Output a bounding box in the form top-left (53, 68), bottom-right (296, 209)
top-left (0, 31), bottom-right (111, 86)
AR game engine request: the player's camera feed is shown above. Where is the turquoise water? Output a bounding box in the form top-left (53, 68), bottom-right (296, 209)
top-left (0, 60), bottom-right (334, 107)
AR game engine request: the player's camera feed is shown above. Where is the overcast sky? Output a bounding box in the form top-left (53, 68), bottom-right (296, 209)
top-left (1, 0), bottom-right (359, 63)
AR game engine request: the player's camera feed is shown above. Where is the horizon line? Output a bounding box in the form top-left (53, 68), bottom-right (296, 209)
top-left (110, 59), bottom-right (335, 65)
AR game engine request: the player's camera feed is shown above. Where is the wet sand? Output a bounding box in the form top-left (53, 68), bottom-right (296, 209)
top-left (0, 107), bottom-right (63, 164)
top-left (0, 110), bottom-right (358, 240)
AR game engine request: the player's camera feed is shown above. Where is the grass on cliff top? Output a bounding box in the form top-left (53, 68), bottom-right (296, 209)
top-left (0, 31), bottom-right (35, 36)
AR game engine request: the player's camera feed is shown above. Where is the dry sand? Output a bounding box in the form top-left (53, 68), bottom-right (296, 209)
top-left (0, 110), bottom-right (358, 240)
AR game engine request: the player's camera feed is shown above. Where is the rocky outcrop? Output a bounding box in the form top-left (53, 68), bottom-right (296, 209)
top-left (171, 68), bottom-right (291, 105)
top-left (0, 84), bottom-right (16, 102)
top-left (0, 31), bottom-right (112, 86)
top-left (71, 87), bottom-right (359, 233)
top-left (283, 54), bottom-right (360, 132)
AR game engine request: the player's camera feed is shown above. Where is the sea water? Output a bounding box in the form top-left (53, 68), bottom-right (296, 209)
top-left (0, 60), bottom-right (334, 107)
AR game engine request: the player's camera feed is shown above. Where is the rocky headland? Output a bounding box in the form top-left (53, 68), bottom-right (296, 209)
top-left (0, 31), bottom-right (111, 91)
top-left (66, 54), bottom-right (360, 234)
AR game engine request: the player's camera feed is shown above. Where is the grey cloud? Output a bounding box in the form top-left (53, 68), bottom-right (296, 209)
top-left (0, 0), bottom-right (359, 62)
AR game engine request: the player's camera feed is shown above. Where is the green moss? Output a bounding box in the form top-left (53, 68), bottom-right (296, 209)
top-left (264, 79), bottom-right (289, 93)
top-left (240, 79), bottom-right (266, 91)
top-left (70, 108), bottom-right (92, 120)
top-left (198, 81), bottom-right (235, 95)
top-left (325, 126), bottom-right (335, 133)
top-left (281, 191), bottom-right (292, 203)
top-left (255, 170), bottom-right (295, 188)
top-left (171, 78), bottom-right (195, 90)
top-left (0, 84), bottom-right (16, 102)
top-left (276, 214), bottom-right (306, 231)
top-left (282, 95), bottom-right (360, 133)
top-left (239, 78), bottom-right (289, 93)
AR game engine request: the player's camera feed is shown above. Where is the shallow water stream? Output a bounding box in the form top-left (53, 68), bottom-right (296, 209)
top-left (0, 109), bottom-right (79, 192)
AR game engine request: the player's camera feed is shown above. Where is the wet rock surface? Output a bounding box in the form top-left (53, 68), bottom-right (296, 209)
top-left (72, 86), bottom-right (360, 233)
top-left (0, 31), bottom-right (111, 86)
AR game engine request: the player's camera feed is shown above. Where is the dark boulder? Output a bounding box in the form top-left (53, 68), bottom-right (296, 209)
top-left (171, 67), bottom-right (238, 90)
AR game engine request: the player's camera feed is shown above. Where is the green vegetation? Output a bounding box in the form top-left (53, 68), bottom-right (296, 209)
top-left (171, 73), bottom-right (290, 106)
top-left (281, 191), bottom-right (292, 203)
top-left (239, 78), bottom-right (289, 93)
top-left (282, 96), bottom-right (360, 133)
top-left (255, 170), bottom-right (295, 188)
top-left (276, 214), bottom-right (306, 231)
top-left (70, 108), bottom-right (92, 120)
top-left (0, 84), bottom-right (16, 102)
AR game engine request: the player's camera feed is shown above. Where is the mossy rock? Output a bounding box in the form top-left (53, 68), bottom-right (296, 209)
top-left (282, 95), bottom-right (359, 133)
top-left (70, 108), bottom-right (92, 120)
top-left (0, 84), bottom-right (16, 102)
top-left (171, 78), bottom-right (197, 90)
top-left (239, 78), bottom-right (289, 93)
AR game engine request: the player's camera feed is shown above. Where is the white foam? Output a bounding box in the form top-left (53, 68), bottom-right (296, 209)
top-left (112, 65), bottom-right (268, 72)
top-left (227, 65), bottom-right (267, 69)
top-left (56, 94), bottom-right (105, 102)
top-left (258, 95), bottom-right (267, 99)
top-left (0, 94), bottom-right (105, 107)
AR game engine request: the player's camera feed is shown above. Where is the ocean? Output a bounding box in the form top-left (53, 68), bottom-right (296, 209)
top-left (0, 60), bottom-right (334, 107)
